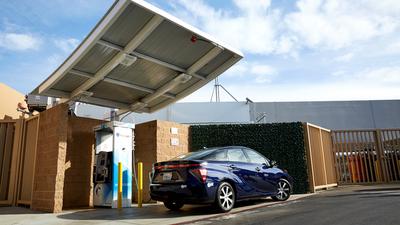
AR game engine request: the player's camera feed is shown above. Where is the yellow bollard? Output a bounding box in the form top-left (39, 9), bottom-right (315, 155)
top-left (375, 161), bottom-right (380, 182)
top-left (350, 161), bottom-right (355, 183)
top-left (118, 162), bottom-right (122, 210)
top-left (138, 162), bottom-right (143, 208)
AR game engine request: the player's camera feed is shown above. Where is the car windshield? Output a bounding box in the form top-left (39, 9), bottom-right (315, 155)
top-left (169, 149), bottom-right (216, 160)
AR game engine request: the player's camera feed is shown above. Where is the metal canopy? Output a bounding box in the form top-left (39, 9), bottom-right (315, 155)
top-left (30, 0), bottom-right (243, 114)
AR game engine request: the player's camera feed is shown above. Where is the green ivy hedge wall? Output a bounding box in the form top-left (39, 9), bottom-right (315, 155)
top-left (190, 122), bottom-right (309, 194)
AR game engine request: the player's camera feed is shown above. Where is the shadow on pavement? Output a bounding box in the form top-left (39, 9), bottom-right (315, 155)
top-left (55, 198), bottom-right (278, 221)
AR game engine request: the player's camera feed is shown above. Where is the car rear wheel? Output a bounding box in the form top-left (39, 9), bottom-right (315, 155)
top-left (271, 178), bottom-right (291, 201)
top-left (164, 202), bottom-right (184, 210)
top-left (213, 182), bottom-right (235, 213)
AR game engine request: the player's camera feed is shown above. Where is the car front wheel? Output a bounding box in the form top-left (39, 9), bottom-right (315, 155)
top-left (271, 178), bottom-right (291, 201)
top-left (213, 182), bottom-right (235, 213)
top-left (164, 202), bottom-right (184, 210)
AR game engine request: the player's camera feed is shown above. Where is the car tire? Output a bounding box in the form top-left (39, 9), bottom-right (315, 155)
top-left (164, 202), bottom-right (184, 210)
top-left (271, 178), bottom-right (291, 201)
top-left (213, 182), bottom-right (235, 213)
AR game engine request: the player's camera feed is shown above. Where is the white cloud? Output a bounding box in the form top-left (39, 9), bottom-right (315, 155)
top-left (251, 65), bottom-right (277, 83)
top-left (276, 35), bottom-right (299, 58)
top-left (54, 38), bottom-right (80, 54)
top-left (233, 0), bottom-right (272, 13)
top-left (168, 0), bottom-right (284, 56)
top-left (334, 53), bottom-right (354, 62)
top-left (284, 0), bottom-right (398, 50)
top-left (225, 61), bottom-right (277, 83)
top-left (167, 0), bottom-right (400, 58)
top-left (332, 70), bottom-right (346, 76)
top-left (225, 64), bottom-right (248, 78)
top-left (356, 66), bottom-right (400, 83)
top-left (0, 32), bottom-right (41, 51)
top-left (361, 0), bottom-right (400, 15)
top-left (46, 53), bottom-right (64, 66)
top-left (384, 42), bottom-right (400, 54)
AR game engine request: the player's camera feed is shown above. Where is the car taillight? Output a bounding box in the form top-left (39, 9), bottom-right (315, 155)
top-left (153, 164), bottom-right (202, 170)
top-left (189, 168), bottom-right (207, 183)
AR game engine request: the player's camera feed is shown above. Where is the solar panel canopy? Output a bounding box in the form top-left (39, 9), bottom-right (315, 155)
top-left (31, 0), bottom-right (243, 115)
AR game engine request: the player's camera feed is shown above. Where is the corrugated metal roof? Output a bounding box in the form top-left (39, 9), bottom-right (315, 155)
top-left (31, 0), bottom-right (243, 115)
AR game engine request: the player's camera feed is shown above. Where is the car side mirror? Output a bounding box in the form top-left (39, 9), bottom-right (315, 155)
top-left (271, 161), bottom-right (276, 166)
top-left (263, 162), bottom-right (273, 168)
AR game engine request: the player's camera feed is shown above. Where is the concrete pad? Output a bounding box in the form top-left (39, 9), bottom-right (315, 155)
top-left (0, 194), bottom-right (316, 225)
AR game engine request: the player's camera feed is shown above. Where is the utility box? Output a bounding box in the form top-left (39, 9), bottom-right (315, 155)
top-left (26, 94), bottom-right (49, 113)
top-left (93, 121), bottom-right (135, 208)
top-left (26, 94), bottom-right (48, 105)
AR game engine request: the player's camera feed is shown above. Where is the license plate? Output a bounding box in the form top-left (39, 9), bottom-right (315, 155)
top-left (163, 172), bottom-right (172, 180)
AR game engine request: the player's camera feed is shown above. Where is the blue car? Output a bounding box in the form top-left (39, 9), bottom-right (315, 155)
top-left (149, 146), bottom-right (293, 212)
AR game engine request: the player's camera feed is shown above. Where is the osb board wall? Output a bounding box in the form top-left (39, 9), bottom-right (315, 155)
top-left (0, 82), bottom-right (26, 119)
top-left (63, 116), bottom-right (104, 209)
top-left (31, 103), bottom-right (69, 213)
top-left (133, 120), bottom-right (190, 203)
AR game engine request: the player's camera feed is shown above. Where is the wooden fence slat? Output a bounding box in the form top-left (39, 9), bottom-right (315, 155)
top-left (319, 129), bottom-right (328, 186)
top-left (388, 131), bottom-right (399, 181)
top-left (382, 130), bottom-right (392, 182)
top-left (16, 115), bottom-right (39, 207)
top-left (358, 132), bottom-right (368, 182)
top-left (333, 133), bottom-right (342, 183)
top-left (362, 132), bottom-right (373, 182)
top-left (372, 131), bottom-right (385, 183)
top-left (345, 132), bottom-right (353, 183)
top-left (303, 123), bottom-right (315, 193)
top-left (392, 131), bottom-right (400, 181)
top-left (0, 124), bottom-right (15, 201)
top-left (338, 132), bottom-right (345, 183)
top-left (0, 123), bottom-right (7, 182)
top-left (352, 132), bottom-right (359, 183)
top-left (11, 117), bottom-right (24, 206)
top-left (356, 132), bottom-right (366, 183)
top-left (304, 123), bottom-right (337, 192)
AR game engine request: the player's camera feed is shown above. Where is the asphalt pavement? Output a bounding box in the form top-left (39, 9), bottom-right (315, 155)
top-left (1, 184), bottom-right (399, 225)
top-left (181, 184), bottom-right (400, 225)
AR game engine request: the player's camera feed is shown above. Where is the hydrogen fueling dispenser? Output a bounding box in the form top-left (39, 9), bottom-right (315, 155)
top-left (93, 121), bottom-right (135, 208)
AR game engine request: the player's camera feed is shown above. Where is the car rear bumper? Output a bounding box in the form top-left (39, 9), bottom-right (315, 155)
top-left (149, 183), bottom-right (214, 204)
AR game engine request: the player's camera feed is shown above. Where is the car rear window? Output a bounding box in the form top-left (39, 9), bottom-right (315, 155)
top-left (169, 149), bottom-right (216, 160)
top-left (205, 150), bottom-right (226, 161)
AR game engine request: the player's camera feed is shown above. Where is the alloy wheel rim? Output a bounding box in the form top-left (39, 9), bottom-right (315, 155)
top-left (219, 185), bottom-right (233, 210)
top-left (277, 181), bottom-right (290, 200)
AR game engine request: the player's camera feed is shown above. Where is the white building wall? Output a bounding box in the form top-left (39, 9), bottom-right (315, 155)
top-left (76, 102), bottom-right (251, 125)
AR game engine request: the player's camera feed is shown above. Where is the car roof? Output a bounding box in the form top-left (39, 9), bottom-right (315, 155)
top-left (201, 146), bottom-right (249, 151)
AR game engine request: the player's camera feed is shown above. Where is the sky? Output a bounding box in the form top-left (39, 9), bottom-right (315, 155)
top-left (0, 0), bottom-right (400, 103)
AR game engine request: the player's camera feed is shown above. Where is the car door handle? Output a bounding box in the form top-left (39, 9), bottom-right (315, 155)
top-left (255, 167), bottom-right (260, 172)
top-left (230, 164), bottom-right (236, 169)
